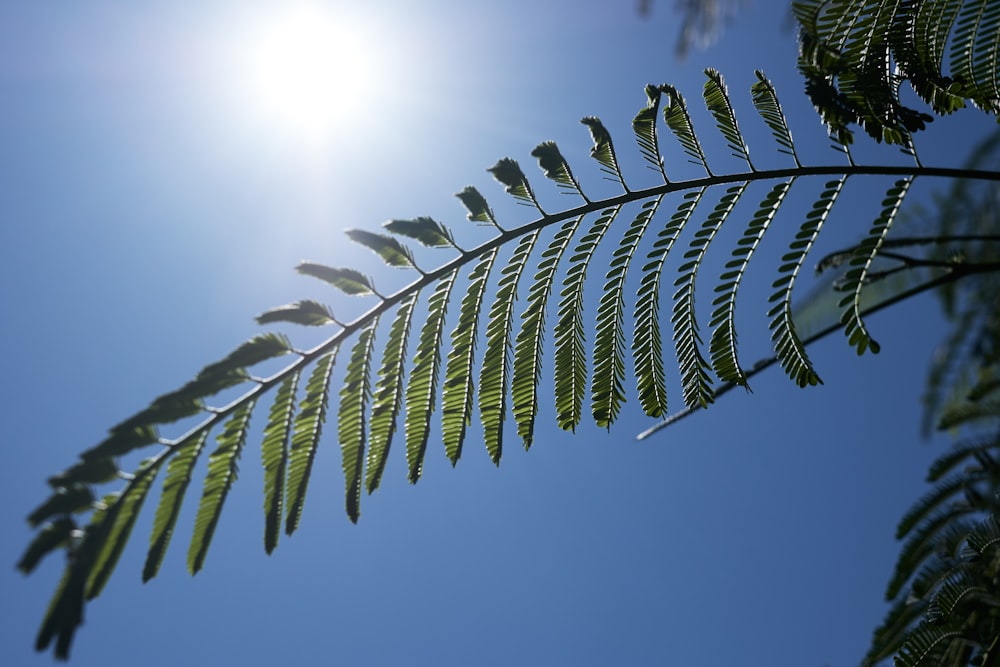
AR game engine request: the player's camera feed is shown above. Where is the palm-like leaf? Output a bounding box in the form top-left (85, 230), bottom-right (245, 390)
top-left (23, 62), bottom-right (1000, 659)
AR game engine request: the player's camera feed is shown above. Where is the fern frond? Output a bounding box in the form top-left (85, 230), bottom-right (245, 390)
top-left (405, 275), bottom-right (455, 481)
top-left (709, 180), bottom-right (792, 387)
top-left (896, 475), bottom-right (987, 540)
top-left (673, 184), bottom-right (748, 407)
top-left (952, 0), bottom-right (995, 110)
top-left (839, 177), bottom-right (914, 355)
top-left (488, 158), bottom-right (546, 214)
top-left (188, 398), bottom-right (256, 574)
top-left (768, 177), bottom-right (846, 387)
top-left (967, 515), bottom-right (1000, 555)
top-left (441, 253), bottom-right (496, 463)
top-left (102, 335), bottom-right (288, 439)
top-left (632, 193), bottom-right (680, 418)
top-left (556, 205), bottom-right (623, 430)
top-left (593, 198), bottom-right (661, 427)
top-left (26, 70), bottom-right (1000, 659)
top-left (257, 300), bottom-right (338, 327)
top-left (531, 141), bottom-right (590, 201)
top-left (17, 517), bottom-right (76, 575)
top-left (261, 372), bottom-right (299, 554)
top-left (482, 230), bottom-right (539, 459)
top-left (455, 185), bottom-right (500, 228)
top-left (633, 84), bottom-right (668, 181)
top-left (46, 458), bottom-right (119, 489)
top-left (751, 70), bottom-right (801, 166)
top-left (27, 485), bottom-right (96, 528)
top-left (895, 627), bottom-right (964, 667)
top-left (932, 572), bottom-right (990, 620)
top-left (581, 116), bottom-right (627, 189)
top-left (938, 398), bottom-right (1000, 430)
top-left (340, 320), bottom-right (377, 522)
top-left (144, 430), bottom-right (210, 580)
top-left (512, 220), bottom-right (577, 446)
top-left (85, 458), bottom-right (163, 598)
top-left (661, 84), bottom-right (712, 174)
top-left (796, 0), bottom-right (999, 145)
top-left (384, 217), bottom-right (456, 249)
top-left (351, 230), bottom-right (421, 274)
top-left (888, 507), bottom-right (971, 601)
top-left (704, 68), bottom-right (754, 169)
top-left (296, 263), bottom-right (375, 296)
top-left (35, 521), bottom-right (105, 658)
top-left (285, 350), bottom-right (338, 536)
top-left (442, 192), bottom-right (505, 459)
top-left (367, 292), bottom-right (418, 490)
top-left (926, 435), bottom-right (1000, 482)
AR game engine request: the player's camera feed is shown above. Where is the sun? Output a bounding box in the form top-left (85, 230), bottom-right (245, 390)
top-left (240, 5), bottom-right (373, 139)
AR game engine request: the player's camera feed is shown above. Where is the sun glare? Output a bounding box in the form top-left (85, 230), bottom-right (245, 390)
top-left (240, 6), bottom-right (373, 140)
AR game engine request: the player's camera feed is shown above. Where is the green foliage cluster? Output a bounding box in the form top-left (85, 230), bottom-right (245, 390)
top-left (18, 0), bottom-right (1000, 663)
top-left (795, 0), bottom-right (1000, 146)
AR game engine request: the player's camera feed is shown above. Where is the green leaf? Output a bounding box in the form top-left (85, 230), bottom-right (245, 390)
top-left (109, 334), bottom-right (288, 435)
top-left (895, 476), bottom-right (979, 540)
top-left (296, 263), bottom-right (375, 295)
top-left (200, 333), bottom-right (292, 377)
top-left (367, 290), bottom-right (418, 492)
top-left (927, 436), bottom-right (1000, 482)
top-left (512, 218), bottom-right (578, 447)
top-left (48, 457), bottom-right (119, 488)
top-left (27, 486), bottom-right (95, 528)
top-left (257, 300), bottom-right (337, 327)
top-left (673, 184), bottom-right (748, 408)
top-left (661, 84), bottom-right (711, 174)
top-left (35, 520), bottom-right (107, 658)
top-left (405, 274), bottom-right (455, 481)
top-left (86, 457), bottom-right (164, 598)
top-left (580, 116), bottom-right (626, 189)
top-left (345, 229), bottom-right (417, 269)
top-left (384, 217), bottom-right (455, 248)
top-left (455, 186), bottom-right (498, 226)
top-left (709, 180), bottom-right (792, 387)
top-left (17, 517), bottom-right (75, 574)
top-left (531, 141), bottom-right (588, 199)
top-left (839, 178), bottom-right (914, 355)
top-left (556, 205), bottom-right (623, 432)
top-left (593, 198), bottom-right (662, 427)
top-left (144, 430), bottom-right (210, 581)
top-left (442, 249), bottom-right (497, 464)
top-left (285, 350), bottom-right (338, 536)
top-left (339, 318), bottom-right (377, 523)
top-left (188, 398), bottom-right (256, 574)
top-left (80, 426), bottom-right (158, 461)
top-left (481, 230), bottom-right (540, 461)
top-left (887, 507), bottom-right (971, 601)
top-left (488, 157), bottom-right (545, 213)
top-left (632, 84), bottom-right (668, 181)
top-left (966, 515), bottom-right (1000, 555)
top-left (751, 70), bottom-right (800, 165)
top-left (767, 177), bottom-right (845, 388)
top-left (261, 371), bottom-right (299, 555)
top-left (703, 68), bottom-right (753, 168)
top-left (634, 192), bottom-right (694, 418)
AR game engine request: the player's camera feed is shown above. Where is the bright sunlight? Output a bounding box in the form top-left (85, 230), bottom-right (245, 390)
top-left (238, 5), bottom-right (375, 140)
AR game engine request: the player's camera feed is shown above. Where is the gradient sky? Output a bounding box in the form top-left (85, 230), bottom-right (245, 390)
top-left (2, 2), bottom-right (997, 666)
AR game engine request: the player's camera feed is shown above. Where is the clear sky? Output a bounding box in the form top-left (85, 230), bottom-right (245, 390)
top-left (2, 2), bottom-right (997, 666)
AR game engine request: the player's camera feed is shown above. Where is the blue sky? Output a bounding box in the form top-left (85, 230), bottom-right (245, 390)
top-left (2, 2), bottom-right (997, 666)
